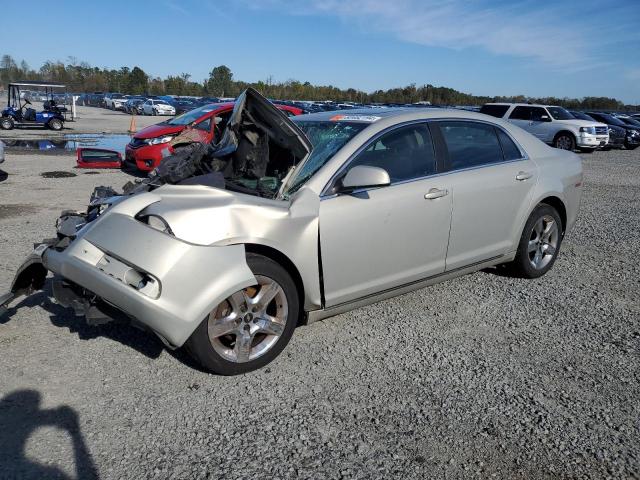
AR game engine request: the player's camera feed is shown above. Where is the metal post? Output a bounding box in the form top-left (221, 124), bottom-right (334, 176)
top-left (72, 96), bottom-right (76, 120)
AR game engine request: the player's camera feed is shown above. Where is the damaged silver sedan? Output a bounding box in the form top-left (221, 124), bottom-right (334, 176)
top-left (1, 89), bottom-right (583, 375)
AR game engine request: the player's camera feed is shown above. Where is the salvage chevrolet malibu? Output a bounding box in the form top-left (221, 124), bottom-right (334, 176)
top-left (1, 89), bottom-right (582, 375)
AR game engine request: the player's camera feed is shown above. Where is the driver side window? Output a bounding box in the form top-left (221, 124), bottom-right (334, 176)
top-left (349, 124), bottom-right (436, 183)
top-left (194, 118), bottom-right (212, 132)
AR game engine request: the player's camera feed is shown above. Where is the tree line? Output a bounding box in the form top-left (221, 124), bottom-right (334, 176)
top-left (0, 54), bottom-right (634, 110)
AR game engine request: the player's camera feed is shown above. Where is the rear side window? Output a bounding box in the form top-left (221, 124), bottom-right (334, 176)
top-left (496, 128), bottom-right (523, 160)
top-left (438, 121), bottom-right (504, 170)
top-left (509, 106), bottom-right (533, 120)
top-left (530, 107), bottom-right (548, 121)
top-left (480, 105), bottom-right (510, 118)
top-left (351, 124), bottom-right (436, 182)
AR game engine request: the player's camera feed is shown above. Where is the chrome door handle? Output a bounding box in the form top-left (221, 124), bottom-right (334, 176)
top-left (424, 188), bottom-right (449, 200)
top-left (515, 171), bottom-right (533, 181)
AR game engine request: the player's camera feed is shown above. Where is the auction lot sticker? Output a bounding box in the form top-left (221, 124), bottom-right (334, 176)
top-left (330, 114), bottom-right (382, 122)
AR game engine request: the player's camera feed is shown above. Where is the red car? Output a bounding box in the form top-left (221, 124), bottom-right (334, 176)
top-left (124, 102), bottom-right (303, 172)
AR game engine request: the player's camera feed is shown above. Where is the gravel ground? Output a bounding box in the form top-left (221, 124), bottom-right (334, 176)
top-left (0, 147), bottom-right (638, 479)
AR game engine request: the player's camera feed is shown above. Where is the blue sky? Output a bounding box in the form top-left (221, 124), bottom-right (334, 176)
top-left (1, 0), bottom-right (639, 103)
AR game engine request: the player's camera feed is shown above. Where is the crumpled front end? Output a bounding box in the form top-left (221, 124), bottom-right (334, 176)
top-left (42, 192), bottom-right (256, 348)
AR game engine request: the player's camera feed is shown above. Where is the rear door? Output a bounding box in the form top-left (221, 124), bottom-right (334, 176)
top-left (433, 120), bottom-right (538, 270)
top-left (507, 106), bottom-right (536, 135)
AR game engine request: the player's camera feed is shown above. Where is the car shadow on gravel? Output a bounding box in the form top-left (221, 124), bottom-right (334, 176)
top-left (1, 282), bottom-right (209, 372)
top-left (0, 390), bottom-right (99, 479)
top-left (2, 284), bottom-right (164, 360)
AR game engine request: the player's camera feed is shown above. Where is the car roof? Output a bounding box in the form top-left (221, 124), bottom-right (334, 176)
top-left (293, 107), bottom-right (496, 123)
top-left (483, 103), bottom-right (564, 109)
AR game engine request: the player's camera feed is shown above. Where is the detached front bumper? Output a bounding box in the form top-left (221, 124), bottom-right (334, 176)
top-left (40, 195), bottom-right (255, 347)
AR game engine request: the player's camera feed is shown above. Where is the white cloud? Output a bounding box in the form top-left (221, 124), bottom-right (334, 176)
top-left (245, 0), bottom-right (633, 71)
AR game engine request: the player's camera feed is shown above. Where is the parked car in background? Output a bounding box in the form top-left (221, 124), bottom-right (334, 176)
top-left (141, 99), bottom-right (176, 116)
top-left (32, 91), bottom-right (583, 374)
top-left (617, 116), bottom-right (640, 128)
top-left (480, 103), bottom-right (608, 153)
top-left (85, 92), bottom-right (105, 107)
top-left (124, 97), bottom-right (147, 115)
top-left (125, 102), bottom-right (303, 171)
top-left (173, 99), bottom-right (196, 115)
top-left (586, 112), bottom-right (640, 150)
top-left (570, 111), bottom-right (625, 150)
top-left (103, 93), bottom-right (127, 110)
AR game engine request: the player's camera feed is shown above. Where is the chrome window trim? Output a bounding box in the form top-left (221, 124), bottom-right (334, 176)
top-left (320, 117), bottom-right (529, 199)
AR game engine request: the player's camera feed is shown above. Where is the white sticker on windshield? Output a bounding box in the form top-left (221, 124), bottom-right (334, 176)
top-left (330, 114), bottom-right (381, 122)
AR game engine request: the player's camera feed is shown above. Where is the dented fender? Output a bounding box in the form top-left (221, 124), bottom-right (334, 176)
top-left (43, 210), bottom-right (257, 347)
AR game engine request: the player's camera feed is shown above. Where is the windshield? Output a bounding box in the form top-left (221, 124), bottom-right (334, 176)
top-left (281, 121), bottom-right (368, 198)
top-left (547, 107), bottom-right (574, 120)
top-left (623, 117), bottom-right (640, 127)
top-left (166, 104), bottom-right (219, 125)
top-left (571, 112), bottom-right (595, 121)
top-left (596, 113), bottom-right (626, 126)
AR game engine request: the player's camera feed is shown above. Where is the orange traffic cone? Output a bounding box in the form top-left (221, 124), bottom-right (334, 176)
top-left (128, 114), bottom-right (137, 134)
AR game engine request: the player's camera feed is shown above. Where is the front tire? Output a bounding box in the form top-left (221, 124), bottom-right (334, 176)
top-left (0, 117), bottom-right (14, 130)
top-left (185, 253), bottom-right (300, 375)
top-left (554, 133), bottom-right (575, 151)
top-left (508, 204), bottom-right (563, 279)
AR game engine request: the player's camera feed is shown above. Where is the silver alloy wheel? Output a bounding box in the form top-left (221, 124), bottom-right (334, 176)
top-left (556, 135), bottom-right (573, 150)
top-left (528, 214), bottom-right (559, 270)
top-left (207, 275), bottom-right (288, 363)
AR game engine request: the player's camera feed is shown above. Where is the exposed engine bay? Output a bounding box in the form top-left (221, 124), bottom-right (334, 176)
top-left (125, 87), bottom-right (311, 198)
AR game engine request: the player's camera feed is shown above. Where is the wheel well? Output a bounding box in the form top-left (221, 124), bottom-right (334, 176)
top-left (539, 196), bottom-right (567, 232)
top-left (553, 130), bottom-right (575, 143)
top-left (243, 244), bottom-right (306, 324)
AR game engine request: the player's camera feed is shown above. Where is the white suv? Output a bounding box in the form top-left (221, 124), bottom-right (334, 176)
top-left (481, 103), bottom-right (608, 153)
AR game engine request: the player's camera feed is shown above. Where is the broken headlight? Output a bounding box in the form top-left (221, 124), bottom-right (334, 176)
top-left (144, 136), bottom-right (174, 145)
top-left (137, 214), bottom-right (174, 235)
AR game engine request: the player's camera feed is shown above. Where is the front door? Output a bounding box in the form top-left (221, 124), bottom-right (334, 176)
top-left (319, 123), bottom-right (452, 307)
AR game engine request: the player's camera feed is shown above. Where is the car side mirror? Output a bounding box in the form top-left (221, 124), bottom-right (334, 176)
top-left (339, 165), bottom-right (391, 193)
top-left (539, 115), bottom-right (551, 122)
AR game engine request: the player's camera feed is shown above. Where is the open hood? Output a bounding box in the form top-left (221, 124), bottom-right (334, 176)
top-left (125, 88), bottom-right (312, 198)
top-left (220, 87), bottom-right (311, 159)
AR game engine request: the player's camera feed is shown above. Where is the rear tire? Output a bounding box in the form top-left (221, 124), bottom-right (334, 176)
top-left (48, 118), bottom-right (63, 131)
top-left (185, 253), bottom-right (300, 375)
top-left (508, 204), bottom-right (563, 279)
top-left (0, 117), bottom-right (14, 130)
top-left (554, 133), bottom-right (575, 151)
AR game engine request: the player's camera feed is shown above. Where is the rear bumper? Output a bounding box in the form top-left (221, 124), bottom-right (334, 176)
top-left (42, 199), bottom-right (255, 347)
